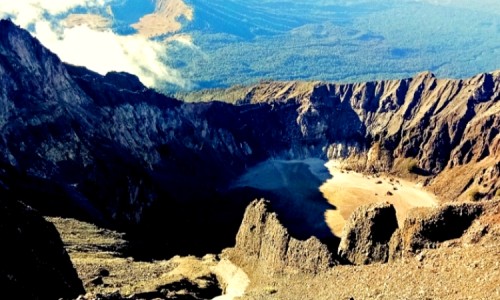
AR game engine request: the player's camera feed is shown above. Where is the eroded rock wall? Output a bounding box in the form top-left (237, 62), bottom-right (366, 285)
top-left (225, 72), bottom-right (500, 200)
top-left (338, 202), bottom-right (487, 265)
top-left (0, 19), bottom-right (499, 259)
top-left (224, 199), bottom-right (336, 274)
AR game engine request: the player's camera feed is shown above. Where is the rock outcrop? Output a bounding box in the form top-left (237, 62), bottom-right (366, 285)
top-left (225, 199), bottom-right (336, 274)
top-left (397, 203), bottom-right (483, 253)
top-left (0, 196), bottom-right (84, 299)
top-left (339, 202), bottom-right (485, 264)
top-left (337, 202), bottom-right (399, 265)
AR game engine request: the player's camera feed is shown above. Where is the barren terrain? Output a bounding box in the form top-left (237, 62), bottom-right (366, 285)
top-left (47, 217), bottom-right (249, 300)
top-left (321, 160), bottom-right (438, 236)
top-left (242, 232), bottom-right (500, 300)
top-left (47, 199), bottom-right (500, 300)
top-left (132, 0), bottom-right (193, 38)
top-left (62, 14), bottom-right (112, 31)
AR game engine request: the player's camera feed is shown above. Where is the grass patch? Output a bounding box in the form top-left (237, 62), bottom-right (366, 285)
top-left (468, 188), bottom-right (484, 202)
top-left (406, 158), bottom-right (419, 174)
top-left (264, 286), bottom-right (278, 295)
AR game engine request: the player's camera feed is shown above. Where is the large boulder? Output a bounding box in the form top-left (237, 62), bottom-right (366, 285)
top-left (398, 203), bottom-right (483, 253)
top-left (338, 202), bottom-right (399, 265)
top-left (224, 199), bottom-right (336, 275)
top-left (338, 202), bottom-right (485, 264)
top-left (0, 197), bottom-right (85, 299)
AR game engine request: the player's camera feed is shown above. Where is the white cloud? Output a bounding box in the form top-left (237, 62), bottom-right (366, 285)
top-left (0, 1), bottom-right (190, 89)
top-left (35, 22), bottom-right (187, 87)
top-left (0, 0), bottom-right (109, 27)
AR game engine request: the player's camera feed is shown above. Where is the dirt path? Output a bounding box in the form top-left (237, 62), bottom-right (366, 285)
top-left (211, 259), bottom-right (250, 300)
top-left (320, 160), bottom-right (438, 236)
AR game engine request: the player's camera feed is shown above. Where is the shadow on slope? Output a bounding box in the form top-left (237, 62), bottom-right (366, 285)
top-left (228, 158), bottom-right (339, 250)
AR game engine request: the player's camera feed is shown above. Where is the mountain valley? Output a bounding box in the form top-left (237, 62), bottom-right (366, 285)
top-left (0, 18), bottom-right (499, 299)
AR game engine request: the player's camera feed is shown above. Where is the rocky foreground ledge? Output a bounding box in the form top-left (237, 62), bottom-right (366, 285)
top-left (227, 199), bottom-right (500, 299)
top-left (0, 197), bottom-right (84, 299)
top-left (2, 196), bottom-right (500, 299)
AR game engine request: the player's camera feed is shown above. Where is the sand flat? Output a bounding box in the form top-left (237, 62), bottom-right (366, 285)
top-left (320, 160), bottom-right (438, 236)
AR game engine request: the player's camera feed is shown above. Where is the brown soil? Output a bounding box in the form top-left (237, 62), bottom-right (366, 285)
top-left (241, 221), bottom-right (500, 299)
top-left (47, 217), bottom-right (248, 299)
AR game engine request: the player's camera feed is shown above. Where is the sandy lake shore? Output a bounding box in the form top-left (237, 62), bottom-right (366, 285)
top-left (320, 160), bottom-right (438, 236)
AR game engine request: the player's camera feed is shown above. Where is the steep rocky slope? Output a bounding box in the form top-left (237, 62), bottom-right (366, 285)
top-left (0, 18), bottom-right (498, 261)
top-left (0, 19), bottom-right (271, 257)
top-left (181, 73), bottom-right (500, 202)
top-left (224, 199), bottom-right (336, 276)
top-left (0, 195), bottom-right (84, 299)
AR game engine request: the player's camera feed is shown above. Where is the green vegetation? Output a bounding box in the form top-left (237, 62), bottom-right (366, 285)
top-left (406, 158), bottom-right (419, 174)
top-left (264, 286), bottom-right (278, 295)
top-left (165, 1), bottom-right (500, 92)
top-left (468, 188), bottom-right (484, 202)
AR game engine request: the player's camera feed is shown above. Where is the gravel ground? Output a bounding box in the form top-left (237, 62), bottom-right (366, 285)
top-left (47, 206), bottom-right (500, 300)
top-left (242, 224), bottom-right (500, 300)
top-left (47, 217), bottom-right (250, 299)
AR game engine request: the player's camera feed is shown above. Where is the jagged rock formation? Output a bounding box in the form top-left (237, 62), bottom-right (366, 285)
top-left (224, 199), bottom-right (336, 274)
top-left (396, 203), bottom-right (483, 254)
top-left (0, 18), bottom-right (499, 259)
top-left (182, 72), bottom-right (500, 202)
top-left (0, 196), bottom-right (84, 299)
top-left (337, 202), bottom-right (399, 265)
top-left (339, 202), bottom-right (485, 264)
top-left (0, 19), bottom-right (266, 257)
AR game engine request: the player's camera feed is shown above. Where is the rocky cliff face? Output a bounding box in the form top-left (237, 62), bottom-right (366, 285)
top-left (0, 195), bottom-right (84, 299)
top-left (224, 199), bottom-right (336, 274)
top-left (338, 202), bottom-right (399, 265)
top-left (190, 71), bottom-right (500, 202)
top-left (0, 20), bottom-right (276, 257)
top-left (338, 201), bottom-right (487, 265)
top-left (0, 19), bottom-right (498, 258)
top-left (397, 203), bottom-right (483, 253)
